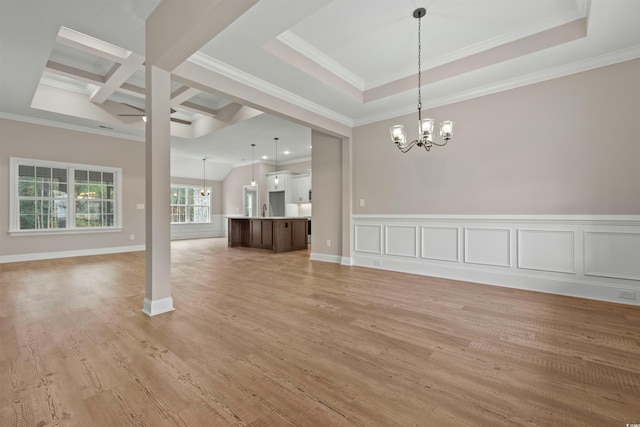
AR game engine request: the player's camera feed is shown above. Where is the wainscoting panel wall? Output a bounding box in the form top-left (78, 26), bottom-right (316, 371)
top-left (352, 215), bottom-right (640, 306)
top-left (584, 231), bottom-right (640, 280)
top-left (420, 227), bottom-right (459, 262)
top-left (518, 229), bottom-right (575, 274)
top-left (171, 214), bottom-right (227, 240)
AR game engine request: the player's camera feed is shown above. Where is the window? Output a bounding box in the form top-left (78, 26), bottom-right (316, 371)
top-left (170, 185), bottom-right (210, 224)
top-left (10, 157), bottom-right (122, 234)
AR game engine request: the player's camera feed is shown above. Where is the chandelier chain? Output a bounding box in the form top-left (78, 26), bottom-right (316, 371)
top-left (417, 13), bottom-right (422, 111)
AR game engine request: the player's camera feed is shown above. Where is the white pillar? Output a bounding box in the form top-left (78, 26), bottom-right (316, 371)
top-left (142, 65), bottom-right (174, 316)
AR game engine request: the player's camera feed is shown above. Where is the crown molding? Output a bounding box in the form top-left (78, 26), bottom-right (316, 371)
top-left (0, 112), bottom-right (144, 142)
top-left (354, 46), bottom-right (640, 127)
top-left (188, 52), bottom-right (354, 127)
top-left (276, 31), bottom-right (365, 91)
top-left (40, 75), bottom-right (96, 95)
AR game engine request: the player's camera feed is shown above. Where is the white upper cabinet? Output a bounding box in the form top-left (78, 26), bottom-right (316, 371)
top-left (292, 174), bottom-right (311, 203)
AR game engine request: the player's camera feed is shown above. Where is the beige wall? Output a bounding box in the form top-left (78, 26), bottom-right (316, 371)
top-left (223, 162), bottom-right (273, 215)
top-left (0, 119), bottom-right (146, 258)
top-left (222, 160), bottom-right (311, 216)
top-left (353, 59), bottom-right (640, 215)
top-left (311, 131), bottom-right (342, 257)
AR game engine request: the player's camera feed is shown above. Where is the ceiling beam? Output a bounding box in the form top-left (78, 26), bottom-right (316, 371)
top-left (45, 60), bottom-right (105, 85)
top-left (56, 26), bottom-right (130, 64)
top-left (89, 53), bottom-right (145, 104)
top-left (146, 0), bottom-right (258, 71)
top-left (170, 86), bottom-right (200, 108)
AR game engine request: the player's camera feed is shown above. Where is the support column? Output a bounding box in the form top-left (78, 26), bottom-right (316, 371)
top-left (142, 65), bottom-right (174, 316)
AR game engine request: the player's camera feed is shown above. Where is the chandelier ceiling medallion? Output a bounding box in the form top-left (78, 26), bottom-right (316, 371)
top-left (199, 158), bottom-right (211, 196)
top-left (390, 7), bottom-right (453, 153)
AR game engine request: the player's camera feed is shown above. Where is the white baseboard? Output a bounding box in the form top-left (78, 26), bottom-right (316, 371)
top-left (141, 297), bottom-right (175, 317)
top-left (0, 245), bottom-right (145, 264)
top-left (310, 252), bottom-right (342, 264)
top-left (340, 257), bottom-right (353, 266)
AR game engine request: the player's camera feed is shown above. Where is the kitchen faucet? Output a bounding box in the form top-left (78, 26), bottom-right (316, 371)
top-left (262, 203), bottom-right (267, 217)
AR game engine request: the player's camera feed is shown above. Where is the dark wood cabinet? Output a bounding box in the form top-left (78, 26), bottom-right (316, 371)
top-left (228, 218), bottom-right (307, 253)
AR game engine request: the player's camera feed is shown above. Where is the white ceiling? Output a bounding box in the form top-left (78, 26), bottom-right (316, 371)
top-left (1, 0), bottom-right (639, 181)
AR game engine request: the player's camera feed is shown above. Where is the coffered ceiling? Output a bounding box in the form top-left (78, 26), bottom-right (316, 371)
top-left (1, 0), bottom-right (639, 180)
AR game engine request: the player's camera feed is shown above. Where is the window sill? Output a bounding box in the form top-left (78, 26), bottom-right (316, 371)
top-left (8, 227), bottom-right (123, 237)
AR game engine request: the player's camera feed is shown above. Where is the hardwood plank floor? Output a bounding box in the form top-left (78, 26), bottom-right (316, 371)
top-left (1, 237), bottom-right (639, 426)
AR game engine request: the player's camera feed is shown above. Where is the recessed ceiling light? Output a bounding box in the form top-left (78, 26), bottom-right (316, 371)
top-left (284, 150), bottom-right (290, 155)
top-left (262, 155), bottom-right (268, 159)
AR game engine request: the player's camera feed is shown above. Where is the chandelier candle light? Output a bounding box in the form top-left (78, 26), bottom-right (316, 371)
top-left (390, 7), bottom-right (453, 153)
top-left (200, 158), bottom-right (211, 196)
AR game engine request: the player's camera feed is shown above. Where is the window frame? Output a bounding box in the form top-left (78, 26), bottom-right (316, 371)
top-left (170, 184), bottom-right (211, 224)
top-left (9, 157), bottom-right (123, 235)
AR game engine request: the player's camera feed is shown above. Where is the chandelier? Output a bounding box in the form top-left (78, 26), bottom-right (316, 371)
top-left (199, 158), bottom-right (211, 196)
top-left (250, 143), bottom-right (256, 186)
top-left (390, 8), bottom-right (453, 153)
top-left (273, 137), bottom-right (279, 184)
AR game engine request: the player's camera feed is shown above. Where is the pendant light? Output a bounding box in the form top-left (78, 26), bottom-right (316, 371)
top-left (274, 137), bottom-right (279, 185)
top-left (199, 158), bottom-right (210, 196)
top-left (390, 8), bottom-right (453, 153)
top-left (250, 143), bottom-right (256, 186)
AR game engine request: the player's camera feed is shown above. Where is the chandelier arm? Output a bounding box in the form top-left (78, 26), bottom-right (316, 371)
top-left (398, 139), bottom-right (419, 153)
top-left (430, 139), bottom-right (450, 147)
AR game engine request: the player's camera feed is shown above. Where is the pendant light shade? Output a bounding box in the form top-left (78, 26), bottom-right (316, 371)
top-left (200, 158), bottom-right (210, 196)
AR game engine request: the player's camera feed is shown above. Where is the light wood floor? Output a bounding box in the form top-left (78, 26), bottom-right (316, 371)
top-left (1, 238), bottom-right (639, 426)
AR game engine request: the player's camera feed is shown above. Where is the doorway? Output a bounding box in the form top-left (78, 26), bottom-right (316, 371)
top-left (243, 185), bottom-right (258, 217)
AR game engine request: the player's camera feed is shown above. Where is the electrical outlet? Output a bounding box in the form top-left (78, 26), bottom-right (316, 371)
top-left (326, 239), bottom-right (331, 247)
top-left (129, 234), bottom-right (135, 241)
top-left (373, 260), bottom-right (381, 266)
top-left (359, 199), bottom-right (365, 207)
top-left (618, 289), bottom-right (636, 300)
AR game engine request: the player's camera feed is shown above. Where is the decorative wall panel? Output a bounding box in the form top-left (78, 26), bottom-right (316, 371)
top-left (421, 226), bottom-right (459, 262)
top-left (584, 232), bottom-right (640, 280)
top-left (464, 228), bottom-right (511, 267)
top-left (385, 225), bottom-right (417, 258)
top-left (354, 224), bottom-right (382, 254)
top-left (518, 229), bottom-right (575, 273)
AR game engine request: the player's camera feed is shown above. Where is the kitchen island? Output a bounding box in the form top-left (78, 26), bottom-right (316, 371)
top-left (228, 217), bottom-right (308, 253)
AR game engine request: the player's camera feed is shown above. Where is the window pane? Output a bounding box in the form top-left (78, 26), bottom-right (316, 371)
top-left (52, 168), bottom-right (67, 183)
top-left (88, 184), bottom-right (103, 199)
top-left (18, 180), bottom-right (35, 197)
top-left (170, 206), bottom-right (186, 223)
top-left (19, 200), bottom-right (36, 229)
top-left (189, 206), bottom-right (209, 223)
top-left (75, 183), bottom-right (89, 198)
top-left (35, 180), bottom-right (51, 197)
top-left (19, 165), bottom-right (35, 178)
top-left (75, 170), bottom-right (88, 183)
top-left (89, 171), bottom-right (102, 184)
top-left (18, 196), bottom-right (66, 229)
top-left (36, 166), bottom-right (51, 179)
top-left (106, 186), bottom-right (114, 200)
